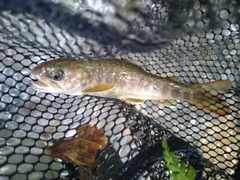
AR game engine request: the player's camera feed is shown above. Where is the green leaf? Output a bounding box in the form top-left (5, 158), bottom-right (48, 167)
top-left (166, 164), bottom-right (181, 172)
top-left (162, 140), bottom-right (168, 149)
top-left (172, 156), bottom-right (180, 164)
top-left (162, 140), bottom-right (197, 180)
top-left (179, 162), bottom-right (186, 172)
top-left (170, 172), bottom-right (184, 180)
top-left (164, 156), bottom-right (173, 163)
top-left (186, 166), bottom-right (197, 180)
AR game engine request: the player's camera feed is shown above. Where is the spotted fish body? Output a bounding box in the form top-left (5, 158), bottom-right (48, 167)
top-left (75, 59), bottom-right (191, 100)
top-left (31, 58), bottom-right (232, 115)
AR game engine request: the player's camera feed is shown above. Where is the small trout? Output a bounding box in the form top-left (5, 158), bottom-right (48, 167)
top-left (31, 58), bottom-right (232, 115)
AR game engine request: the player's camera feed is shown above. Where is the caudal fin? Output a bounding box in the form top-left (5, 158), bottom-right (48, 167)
top-left (189, 80), bottom-right (232, 115)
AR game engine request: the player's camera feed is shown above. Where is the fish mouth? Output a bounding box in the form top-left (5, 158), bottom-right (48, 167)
top-left (31, 80), bottom-right (49, 91)
top-left (31, 75), bottom-right (62, 93)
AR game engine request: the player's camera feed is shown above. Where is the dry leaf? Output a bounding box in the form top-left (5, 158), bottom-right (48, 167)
top-left (47, 124), bottom-right (108, 166)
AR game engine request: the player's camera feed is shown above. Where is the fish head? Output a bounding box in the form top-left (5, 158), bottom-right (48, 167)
top-left (31, 58), bottom-right (86, 95)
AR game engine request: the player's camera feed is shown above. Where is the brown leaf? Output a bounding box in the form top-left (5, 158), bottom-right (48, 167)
top-left (47, 124), bottom-right (108, 166)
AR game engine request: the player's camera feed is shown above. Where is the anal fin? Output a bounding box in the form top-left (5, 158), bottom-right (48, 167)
top-left (153, 100), bottom-right (177, 106)
top-left (167, 76), bottom-right (180, 83)
top-left (125, 98), bottom-right (144, 104)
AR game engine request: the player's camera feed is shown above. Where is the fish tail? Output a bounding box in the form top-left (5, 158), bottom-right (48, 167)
top-left (189, 80), bottom-right (232, 115)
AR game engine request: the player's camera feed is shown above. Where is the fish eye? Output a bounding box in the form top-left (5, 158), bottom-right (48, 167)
top-left (49, 69), bottom-right (64, 81)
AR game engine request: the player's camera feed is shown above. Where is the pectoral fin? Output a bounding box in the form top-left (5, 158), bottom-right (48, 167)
top-left (83, 83), bottom-right (116, 94)
top-left (125, 98), bottom-right (144, 104)
top-left (153, 100), bottom-right (177, 106)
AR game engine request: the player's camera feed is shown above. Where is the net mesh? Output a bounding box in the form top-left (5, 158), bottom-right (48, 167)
top-left (0, 0), bottom-right (239, 179)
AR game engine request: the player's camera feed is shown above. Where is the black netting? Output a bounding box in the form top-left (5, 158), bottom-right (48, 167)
top-left (0, 0), bottom-right (239, 180)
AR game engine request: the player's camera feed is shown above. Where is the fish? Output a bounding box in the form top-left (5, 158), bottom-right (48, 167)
top-left (31, 57), bottom-right (232, 115)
